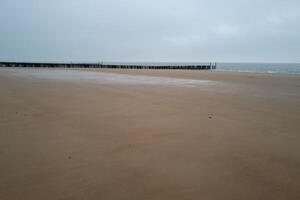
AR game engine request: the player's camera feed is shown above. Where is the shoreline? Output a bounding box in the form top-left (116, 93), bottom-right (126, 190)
top-left (215, 69), bottom-right (300, 76)
top-left (2, 65), bottom-right (300, 76)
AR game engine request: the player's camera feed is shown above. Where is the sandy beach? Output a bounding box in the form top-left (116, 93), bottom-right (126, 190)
top-left (0, 68), bottom-right (299, 200)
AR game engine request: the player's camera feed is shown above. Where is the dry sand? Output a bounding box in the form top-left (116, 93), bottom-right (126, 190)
top-left (0, 68), bottom-right (300, 200)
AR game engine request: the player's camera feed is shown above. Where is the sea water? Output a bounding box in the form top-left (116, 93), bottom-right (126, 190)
top-left (216, 63), bottom-right (300, 74)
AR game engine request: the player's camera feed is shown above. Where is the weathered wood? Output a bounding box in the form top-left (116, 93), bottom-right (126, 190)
top-left (0, 62), bottom-right (216, 70)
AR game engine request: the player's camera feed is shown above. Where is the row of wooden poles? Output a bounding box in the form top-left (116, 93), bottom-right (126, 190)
top-left (0, 62), bottom-right (217, 70)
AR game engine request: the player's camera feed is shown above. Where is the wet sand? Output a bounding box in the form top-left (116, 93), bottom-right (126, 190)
top-left (0, 68), bottom-right (300, 200)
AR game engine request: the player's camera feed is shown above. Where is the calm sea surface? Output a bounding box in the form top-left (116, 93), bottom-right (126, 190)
top-left (216, 63), bottom-right (300, 74)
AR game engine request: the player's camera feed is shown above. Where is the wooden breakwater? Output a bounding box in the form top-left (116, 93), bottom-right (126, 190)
top-left (0, 62), bottom-right (217, 70)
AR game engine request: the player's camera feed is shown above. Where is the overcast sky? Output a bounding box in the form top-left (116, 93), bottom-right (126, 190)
top-left (0, 0), bottom-right (299, 63)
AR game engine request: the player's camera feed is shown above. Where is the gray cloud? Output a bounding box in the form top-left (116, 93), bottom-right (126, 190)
top-left (0, 0), bottom-right (299, 62)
